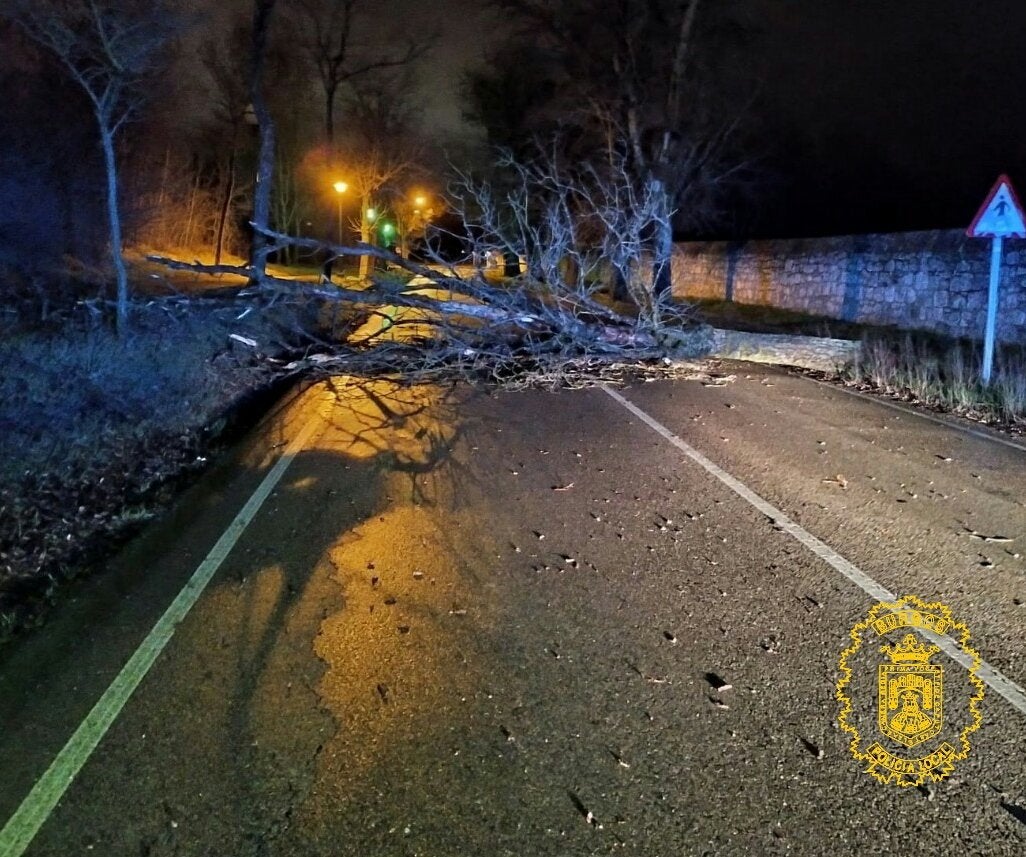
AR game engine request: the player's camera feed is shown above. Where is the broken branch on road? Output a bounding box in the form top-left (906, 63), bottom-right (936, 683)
top-left (148, 149), bottom-right (717, 389)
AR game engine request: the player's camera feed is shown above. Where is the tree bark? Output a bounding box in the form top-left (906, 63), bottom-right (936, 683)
top-left (249, 0), bottom-right (277, 280)
top-left (99, 128), bottom-right (129, 335)
top-left (359, 192), bottom-right (372, 279)
top-left (650, 175), bottom-right (673, 298)
top-left (325, 83), bottom-right (337, 143)
top-left (214, 148), bottom-right (236, 266)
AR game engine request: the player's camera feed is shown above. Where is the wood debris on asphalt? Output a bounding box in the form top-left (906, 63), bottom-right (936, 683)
top-left (705, 672), bottom-right (732, 692)
top-left (608, 749), bottom-right (631, 769)
top-left (568, 792), bottom-right (601, 827)
top-left (799, 737), bottom-right (824, 759)
top-left (962, 525), bottom-right (1014, 542)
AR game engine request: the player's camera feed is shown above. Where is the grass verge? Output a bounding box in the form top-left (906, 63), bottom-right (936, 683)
top-left (841, 333), bottom-right (1026, 432)
top-left (691, 299), bottom-right (1025, 433)
top-left (0, 297), bottom-right (353, 645)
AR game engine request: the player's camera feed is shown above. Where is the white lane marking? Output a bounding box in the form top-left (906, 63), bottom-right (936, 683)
top-left (0, 413), bottom-right (325, 857)
top-left (811, 376), bottom-right (1026, 455)
top-left (602, 385), bottom-right (1026, 717)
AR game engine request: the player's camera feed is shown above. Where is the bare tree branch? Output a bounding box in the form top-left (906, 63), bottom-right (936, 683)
top-left (288, 0), bottom-right (433, 142)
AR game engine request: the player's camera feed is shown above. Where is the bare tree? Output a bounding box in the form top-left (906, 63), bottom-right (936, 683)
top-left (449, 144), bottom-right (681, 327)
top-left (149, 144), bottom-right (709, 389)
top-left (288, 0), bottom-right (431, 144)
top-left (4, 0), bottom-right (179, 333)
top-left (485, 0), bottom-right (744, 298)
top-left (201, 23), bottom-right (251, 266)
top-left (337, 77), bottom-right (424, 278)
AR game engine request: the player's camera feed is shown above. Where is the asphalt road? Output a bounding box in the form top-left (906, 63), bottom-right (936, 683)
top-left (1, 363), bottom-right (1025, 856)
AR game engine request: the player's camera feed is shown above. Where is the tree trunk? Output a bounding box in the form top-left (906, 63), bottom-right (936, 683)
top-left (650, 175), bottom-right (673, 299)
top-left (249, 0), bottom-right (277, 280)
top-left (214, 148), bottom-right (236, 266)
top-left (157, 146), bottom-right (170, 210)
top-left (359, 193), bottom-right (372, 279)
top-left (325, 84), bottom-right (336, 143)
top-left (99, 128), bottom-right (129, 335)
top-left (610, 264), bottom-right (629, 302)
top-left (183, 170), bottom-right (201, 249)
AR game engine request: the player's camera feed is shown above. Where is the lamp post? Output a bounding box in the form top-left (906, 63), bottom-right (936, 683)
top-left (403, 192), bottom-right (432, 259)
top-left (358, 202), bottom-right (377, 279)
top-left (333, 180), bottom-right (347, 245)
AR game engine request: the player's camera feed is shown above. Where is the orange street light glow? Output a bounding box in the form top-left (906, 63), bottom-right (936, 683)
top-left (333, 180), bottom-right (348, 194)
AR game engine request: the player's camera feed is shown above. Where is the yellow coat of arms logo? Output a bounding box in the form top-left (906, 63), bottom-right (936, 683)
top-left (837, 595), bottom-right (983, 787)
top-left (878, 634), bottom-right (942, 747)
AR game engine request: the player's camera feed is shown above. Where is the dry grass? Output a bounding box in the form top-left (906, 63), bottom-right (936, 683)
top-left (844, 333), bottom-right (1026, 428)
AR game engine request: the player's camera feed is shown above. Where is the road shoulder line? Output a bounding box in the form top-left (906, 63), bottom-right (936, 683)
top-left (0, 410), bottom-right (325, 857)
top-left (807, 375), bottom-right (1026, 454)
top-left (602, 385), bottom-right (1026, 718)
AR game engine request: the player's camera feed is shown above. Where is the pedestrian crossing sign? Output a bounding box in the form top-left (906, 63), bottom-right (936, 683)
top-left (967, 174), bottom-right (1026, 238)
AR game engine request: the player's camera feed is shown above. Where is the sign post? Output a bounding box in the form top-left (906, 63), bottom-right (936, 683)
top-left (966, 174), bottom-right (1026, 385)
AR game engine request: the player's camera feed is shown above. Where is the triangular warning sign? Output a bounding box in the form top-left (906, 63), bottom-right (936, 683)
top-left (967, 174), bottom-right (1026, 238)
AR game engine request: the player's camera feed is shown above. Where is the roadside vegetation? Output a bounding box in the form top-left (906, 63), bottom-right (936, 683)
top-left (843, 333), bottom-right (1026, 430)
top-left (693, 298), bottom-right (1026, 431)
top-left (0, 293), bottom-right (362, 642)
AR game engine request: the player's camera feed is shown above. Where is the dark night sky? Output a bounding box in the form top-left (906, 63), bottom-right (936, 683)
top-left (726, 1), bottom-right (1026, 236)
top-left (389, 0), bottom-right (1026, 237)
top-left (173, 1), bottom-right (1026, 238)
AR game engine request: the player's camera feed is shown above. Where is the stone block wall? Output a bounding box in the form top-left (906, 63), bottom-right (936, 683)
top-left (671, 230), bottom-right (1026, 344)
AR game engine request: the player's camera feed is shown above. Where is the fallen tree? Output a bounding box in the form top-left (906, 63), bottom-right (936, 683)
top-left (148, 149), bottom-right (716, 388)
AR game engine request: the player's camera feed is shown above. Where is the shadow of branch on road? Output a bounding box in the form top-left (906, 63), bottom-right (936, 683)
top-left (318, 376), bottom-right (470, 508)
top-left (158, 377), bottom-right (484, 851)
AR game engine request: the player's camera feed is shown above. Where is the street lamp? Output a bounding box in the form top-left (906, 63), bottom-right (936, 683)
top-left (333, 180), bottom-right (348, 245)
top-left (366, 207), bottom-right (377, 222)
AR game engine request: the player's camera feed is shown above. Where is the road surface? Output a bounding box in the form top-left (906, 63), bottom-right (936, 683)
top-left (1, 363), bottom-right (1025, 856)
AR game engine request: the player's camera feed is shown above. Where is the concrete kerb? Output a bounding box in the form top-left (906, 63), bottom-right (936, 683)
top-left (707, 327), bottom-right (860, 373)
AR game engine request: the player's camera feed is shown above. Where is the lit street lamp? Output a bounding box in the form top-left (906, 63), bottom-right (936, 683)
top-left (401, 191), bottom-right (434, 258)
top-left (333, 180), bottom-right (348, 245)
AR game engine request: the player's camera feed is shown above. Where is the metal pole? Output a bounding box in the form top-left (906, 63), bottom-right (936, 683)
top-left (337, 196), bottom-right (343, 246)
top-left (982, 235), bottom-right (1003, 385)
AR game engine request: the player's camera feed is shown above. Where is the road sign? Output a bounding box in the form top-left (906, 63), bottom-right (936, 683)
top-left (967, 174), bottom-right (1024, 385)
top-left (967, 174), bottom-right (1026, 238)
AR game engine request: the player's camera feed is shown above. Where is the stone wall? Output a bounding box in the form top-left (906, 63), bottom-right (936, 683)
top-left (671, 230), bottom-right (1026, 344)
